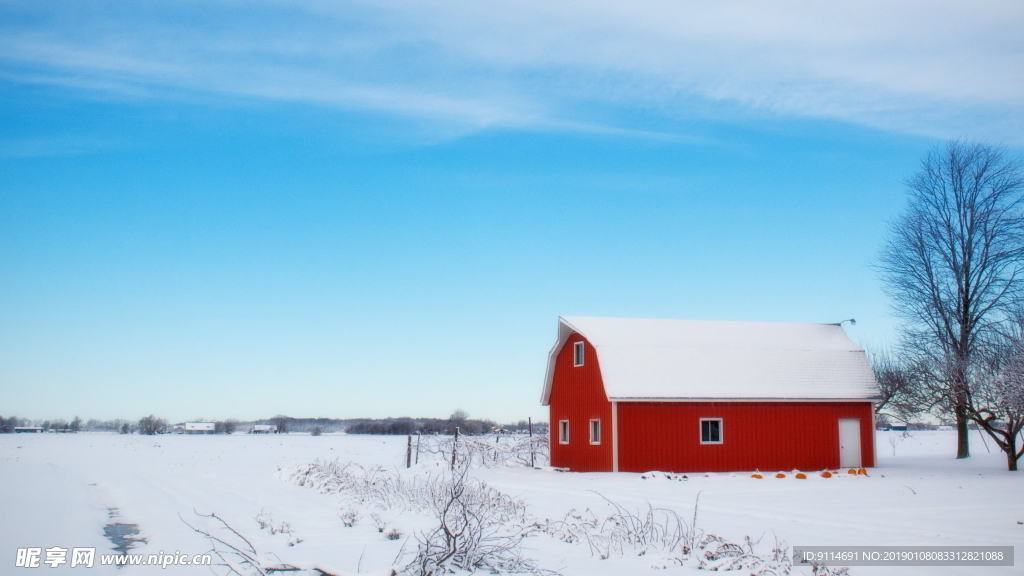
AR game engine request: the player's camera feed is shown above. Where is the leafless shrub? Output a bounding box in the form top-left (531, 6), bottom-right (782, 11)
top-left (182, 511), bottom-right (267, 576)
top-left (386, 527), bottom-right (403, 541)
top-left (887, 433), bottom-right (905, 456)
top-left (541, 493), bottom-right (701, 563)
top-left (401, 465), bottom-right (548, 576)
top-left (696, 533), bottom-right (790, 574)
top-left (183, 512), bottom-right (353, 576)
top-left (339, 507), bottom-right (360, 527)
top-left (254, 510), bottom-right (271, 531)
top-left (540, 493), bottom-right (800, 575)
top-left (282, 459), bottom-right (528, 520)
top-left (254, 510), bottom-right (293, 537)
top-left (282, 459), bottom-right (807, 575)
top-left (538, 508), bottom-right (594, 545)
top-left (418, 434), bottom-right (549, 468)
top-left (282, 459), bottom-right (546, 575)
top-left (254, 510), bottom-right (302, 547)
top-left (807, 564), bottom-right (851, 576)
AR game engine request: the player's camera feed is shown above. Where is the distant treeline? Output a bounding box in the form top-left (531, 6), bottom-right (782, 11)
top-left (345, 417), bottom-right (506, 436)
top-left (0, 415), bottom-right (85, 433)
top-left (0, 413), bottom-right (547, 436)
top-left (258, 414), bottom-right (544, 436)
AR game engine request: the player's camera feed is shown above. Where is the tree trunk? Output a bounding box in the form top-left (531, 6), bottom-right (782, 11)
top-left (1008, 434), bottom-right (1019, 472)
top-left (451, 427), bottom-right (459, 471)
top-left (956, 404), bottom-right (971, 459)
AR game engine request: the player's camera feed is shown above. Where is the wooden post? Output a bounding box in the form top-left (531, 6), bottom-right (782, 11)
top-left (529, 417), bottom-right (534, 468)
top-left (451, 427), bottom-right (459, 470)
top-left (415, 432), bottom-right (421, 464)
top-left (406, 434), bottom-right (412, 468)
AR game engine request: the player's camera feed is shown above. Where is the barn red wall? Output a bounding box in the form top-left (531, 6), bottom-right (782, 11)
top-left (548, 334), bottom-right (613, 472)
top-left (617, 401), bottom-right (875, 473)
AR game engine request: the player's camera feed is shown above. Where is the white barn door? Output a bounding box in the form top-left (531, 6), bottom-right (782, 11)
top-left (838, 419), bottom-right (862, 468)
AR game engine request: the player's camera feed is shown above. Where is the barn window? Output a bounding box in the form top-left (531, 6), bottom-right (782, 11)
top-left (700, 418), bottom-right (722, 444)
top-left (573, 341), bottom-right (585, 366)
top-left (559, 420), bottom-right (570, 444)
top-left (589, 419), bottom-right (601, 444)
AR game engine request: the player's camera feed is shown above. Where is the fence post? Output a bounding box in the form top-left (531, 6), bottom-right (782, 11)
top-left (451, 427), bottom-right (460, 471)
top-left (406, 434), bottom-right (412, 468)
top-left (529, 417), bottom-right (534, 468)
top-left (415, 432), bottom-right (421, 465)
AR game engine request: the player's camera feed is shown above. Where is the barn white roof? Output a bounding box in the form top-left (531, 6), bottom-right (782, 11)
top-left (541, 316), bottom-right (880, 404)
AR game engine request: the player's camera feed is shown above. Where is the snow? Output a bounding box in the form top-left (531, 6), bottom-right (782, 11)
top-left (1, 430), bottom-right (1020, 575)
top-left (542, 317), bottom-right (878, 402)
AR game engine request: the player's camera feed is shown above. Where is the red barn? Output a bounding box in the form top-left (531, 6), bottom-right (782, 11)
top-left (541, 316), bottom-right (880, 473)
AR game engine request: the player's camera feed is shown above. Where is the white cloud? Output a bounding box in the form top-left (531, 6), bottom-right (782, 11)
top-left (1, 0), bottom-right (1021, 139)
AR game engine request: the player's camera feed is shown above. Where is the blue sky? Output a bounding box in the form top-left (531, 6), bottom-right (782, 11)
top-left (2, 1), bottom-right (1023, 423)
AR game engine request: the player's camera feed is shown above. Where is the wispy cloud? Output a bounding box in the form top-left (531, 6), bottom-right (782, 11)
top-left (0, 134), bottom-right (127, 158)
top-left (1, 0), bottom-right (1021, 140)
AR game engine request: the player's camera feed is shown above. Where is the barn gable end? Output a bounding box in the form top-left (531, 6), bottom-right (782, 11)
top-left (548, 334), bottom-right (613, 472)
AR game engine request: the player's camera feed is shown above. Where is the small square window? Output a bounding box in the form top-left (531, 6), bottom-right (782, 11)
top-left (573, 342), bottom-right (584, 367)
top-left (589, 419), bottom-right (601, 445)
top-left (559, 420), bottom-right (570, 444)
top-left (700, 418), bottom-right (722, 444)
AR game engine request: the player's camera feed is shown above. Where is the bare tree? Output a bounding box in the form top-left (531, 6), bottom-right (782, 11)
top-left (868, 347), bottom-right (926, 424)
top-left (215, 420), bottom-right (238, 434)
top-left (0, 416), bottom-right (24, 433)
top-left (449, 409), bottom-right (469, 431)
top-left (878, 140), bottom-right (1024, 458)
top-left (138, 415), bottom-right (167, 435)
top-left (271, 415), bottom-right (290, 434)
top-left (971, 335), bottom-right (1024, 470)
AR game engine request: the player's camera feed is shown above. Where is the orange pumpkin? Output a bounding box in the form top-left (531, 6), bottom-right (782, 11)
top-left (795, 473), bottom-right (807, 479)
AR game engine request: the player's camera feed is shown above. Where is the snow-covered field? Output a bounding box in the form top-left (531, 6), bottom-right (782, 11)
top-left (1, 430), bottom-right (1020, 575)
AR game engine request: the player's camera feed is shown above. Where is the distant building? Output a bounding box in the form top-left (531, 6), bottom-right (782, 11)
top-left (890, 421), bottom-right (908, 432)
top-left (543, 316), bottom-right (880, 473)
top-left (252, 425), bottom-right (277, 434)
top-left (185, 422), bottom-right (216, 434)
top-left (14, 427), bottom-right (43, 433)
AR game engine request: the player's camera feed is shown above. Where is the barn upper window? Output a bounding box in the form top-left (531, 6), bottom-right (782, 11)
top-left (700, 418), bottom-right (722, 444)
top-left (589, 419), bottom-right (601, 445)
top-left (573, 341), bottom-right (584, 366)
top-left (559, 420), bottom-right (570, 444)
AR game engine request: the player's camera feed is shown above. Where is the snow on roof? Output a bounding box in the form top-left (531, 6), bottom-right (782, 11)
top-left (541, 316), bottom-right (880, 404)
